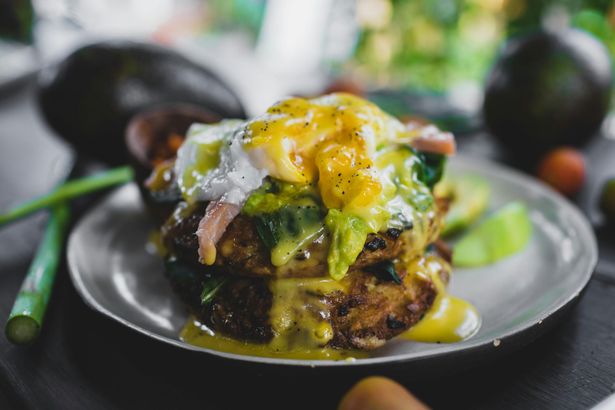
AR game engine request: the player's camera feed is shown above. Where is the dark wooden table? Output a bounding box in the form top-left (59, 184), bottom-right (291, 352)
top-left (1, 81), bottom-right (615, 410)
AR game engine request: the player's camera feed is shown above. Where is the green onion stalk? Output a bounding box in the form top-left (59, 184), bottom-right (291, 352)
top-left (5, 204), bottom-right (71, 344)
top-left (2, 165), bottom-right (134, 343)
top-left (0, 166), bottom-right (133, 227)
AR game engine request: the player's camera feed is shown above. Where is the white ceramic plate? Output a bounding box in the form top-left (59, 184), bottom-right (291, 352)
top-left (67, 156), bottom-right (597, 369)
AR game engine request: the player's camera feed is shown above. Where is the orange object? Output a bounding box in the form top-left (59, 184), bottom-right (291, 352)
top-left (409, 129), bottom-right (456, 156)
top-left (167, 133), bottom-right (184, 152)
top-left (537, 147), bottom-right (586, 196)
top-left (323, 78), bottom-right (364, 96)
top-left (338, 376), bottom-right (428, 410)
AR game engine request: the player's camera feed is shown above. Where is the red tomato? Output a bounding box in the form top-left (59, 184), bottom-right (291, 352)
top-left (537, 147), bottom-right (586, 196)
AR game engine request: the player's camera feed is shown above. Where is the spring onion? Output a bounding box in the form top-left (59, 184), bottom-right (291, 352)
top-left (0, 166), bottom-right (133, 227)
top-left (5, 204), bottom-right (71, 344)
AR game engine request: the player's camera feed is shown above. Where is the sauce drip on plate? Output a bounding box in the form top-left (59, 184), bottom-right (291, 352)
top-left (180, 318), bottom-right (366, 361)
top-left (181, 277), bottom-right (366, 361)
top-left (180, 257), bottom-right (480, 359)
top-left (402, 257), bottom-right (481, 343)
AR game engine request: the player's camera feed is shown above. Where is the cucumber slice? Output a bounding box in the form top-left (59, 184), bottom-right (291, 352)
top-left (453, 202), bottom-right (532, 267)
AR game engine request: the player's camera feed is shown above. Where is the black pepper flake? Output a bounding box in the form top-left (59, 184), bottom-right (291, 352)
top-left (363, 236), bottom-right (386, 251)
top-left (386, 228), bottom-right (402, 239)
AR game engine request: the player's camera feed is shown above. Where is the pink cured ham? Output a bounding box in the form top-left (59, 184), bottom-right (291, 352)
top-left (407, 123), bottom-right (456, 156)
top-left (196, 201), bottom-right (241, 265)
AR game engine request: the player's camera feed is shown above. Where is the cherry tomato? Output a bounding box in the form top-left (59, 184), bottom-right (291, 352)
top-left (537, 147), bottom-right (585, 196)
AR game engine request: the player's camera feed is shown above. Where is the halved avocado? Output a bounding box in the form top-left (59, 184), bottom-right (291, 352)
top-left (38, 40), bottom-right (246, 165)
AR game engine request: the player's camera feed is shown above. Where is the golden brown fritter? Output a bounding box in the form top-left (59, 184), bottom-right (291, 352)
top-left (177, 255), bottom-right (449, 350)
top-left (161, 202), bottom-right (445, 278)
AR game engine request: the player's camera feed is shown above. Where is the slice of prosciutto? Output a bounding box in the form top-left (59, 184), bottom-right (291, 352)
top-left (196, 200), bottom-right (241, 265)
top-left (407, 123), bottom-right (456, 156)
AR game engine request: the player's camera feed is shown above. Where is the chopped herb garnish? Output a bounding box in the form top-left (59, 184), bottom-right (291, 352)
top-left (415, 151), bottom-right (447, 189)
top-left (253, 213), bottom-right (280, 249)
top-left (200, 276), bottom-right (228, 306)
top-left (365, 260), bottom-right (402, 284)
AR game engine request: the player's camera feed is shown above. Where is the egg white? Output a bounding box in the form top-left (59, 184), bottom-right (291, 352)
top-left (175, 120), bottom-right (269, 205)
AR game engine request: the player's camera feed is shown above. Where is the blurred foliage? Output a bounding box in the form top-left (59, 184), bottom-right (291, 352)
top-left (352, 0), bottom-right (615, 91)
top-left (0, 0), bottom-right (34, 43)
top-left (571, 6), bottom-right (615, 55)
top-left (208, 0), bottom-right (266, 41)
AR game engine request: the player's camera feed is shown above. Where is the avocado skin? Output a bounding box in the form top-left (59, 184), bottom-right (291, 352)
top-left (38, 40), bottom-right (246, 165)
top-left (483, 29), bottom-right (612, 159)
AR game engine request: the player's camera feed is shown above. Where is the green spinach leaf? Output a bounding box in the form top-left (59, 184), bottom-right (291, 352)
top-left (365, 260), bottom-right (402, 284)
top-left (200, 276), bottom-right (228, 306)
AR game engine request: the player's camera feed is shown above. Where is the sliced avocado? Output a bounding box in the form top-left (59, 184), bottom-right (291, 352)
top-left (440, 174), bottom-right (490, 237)
top-left (453, 202), bottom-right (532, 267)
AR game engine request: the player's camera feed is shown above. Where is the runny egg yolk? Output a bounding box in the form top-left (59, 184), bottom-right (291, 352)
top-left (315, 142), bottom-right (382, 211)
top-left (243, 93), bottom-right (407, 214)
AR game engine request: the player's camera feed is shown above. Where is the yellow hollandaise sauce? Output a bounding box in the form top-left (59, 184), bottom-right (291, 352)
top-left (180, 277), bottom-right (367, 361)
top-left (243, 94), bottom-right (412, 281)
top-left (168, 93), bottom-right (478, 360)
top-left (175, 93), bottom-right (442, 280)
top-left (402, 257), bottom-right (481, 343)
top-left (243, 93), bottom-right (424, 234)
top-left (180, 319), bottom-right (364, 361)
top-left (180, 257), bottom-right (480, 359)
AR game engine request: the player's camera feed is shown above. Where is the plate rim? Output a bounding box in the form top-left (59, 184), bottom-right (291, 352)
top-left (67, 155), bottom-right (598, 368)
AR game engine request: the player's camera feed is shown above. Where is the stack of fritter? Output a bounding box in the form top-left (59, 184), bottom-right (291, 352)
top-left (159, 195), bottom-right (451, 350)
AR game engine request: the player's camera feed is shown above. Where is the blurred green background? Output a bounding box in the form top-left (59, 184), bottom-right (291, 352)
top-left (352, 0), bottom-right (615, 91)
top-left (201, 0), bottom-right (615, 92)
top-left (2, 0), bottom-right (614, 92)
